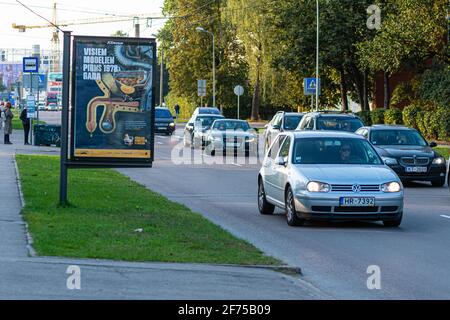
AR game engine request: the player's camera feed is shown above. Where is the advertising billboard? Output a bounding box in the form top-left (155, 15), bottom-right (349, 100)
top-left (71, 36), bottom-right (156, 165)
top-left (0, 63), bottom-right (21, 89)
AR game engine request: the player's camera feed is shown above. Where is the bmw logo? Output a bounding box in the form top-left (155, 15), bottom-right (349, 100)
top-left (352, 184), bottom-right (361, 193)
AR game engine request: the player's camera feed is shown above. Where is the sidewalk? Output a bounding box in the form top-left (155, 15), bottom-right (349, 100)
top-left (0, 129), bottom-right (323, 299)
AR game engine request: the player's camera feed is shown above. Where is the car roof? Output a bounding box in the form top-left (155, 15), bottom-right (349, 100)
top-left (155, 107), bottom-right (170, 110)
top-left (196, 114), bottom-right (224, 118)
top-left (303, 112), bottom-right (358, 118)
top-left (214, 118), bottom-right (248, 122)
top-left (290, 130), bottom-right (365, 139)
top-left (195, 107), bottom-right (221, 113)
top-left (284, 112), bottom-right (305, 116)
top-left (368, 125), bottom-right (413, 130)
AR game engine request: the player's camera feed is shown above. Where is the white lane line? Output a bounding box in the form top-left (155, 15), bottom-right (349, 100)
top-left (156, 142), bottom-right (164, 145)
top-left (440, 215), bottom-right (450, 219)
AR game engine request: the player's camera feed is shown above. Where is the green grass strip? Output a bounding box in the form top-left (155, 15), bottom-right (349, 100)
top-left (16, 155), bottom-right (278, 265)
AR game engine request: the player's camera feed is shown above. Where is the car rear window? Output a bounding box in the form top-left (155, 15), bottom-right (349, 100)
top-left (317, 117), bottom-right (363, 132)
top-left (156, 109), bottom-right (173, 118)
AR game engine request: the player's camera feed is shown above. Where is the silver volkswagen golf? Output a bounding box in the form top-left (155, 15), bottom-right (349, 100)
top-left (258, 131), bottom-right (404, 227)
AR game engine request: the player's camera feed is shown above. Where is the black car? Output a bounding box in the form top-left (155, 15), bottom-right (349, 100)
top-left (155, 107), bottom-right (176, 135)
top-left (297, 112), bottom-right (364, 132)
top-left (263, 111), bottom-right (304, 151)
top-left (356, 125), bottom-right (447, 186)
top-left (184, 114), bottom-right (225, 148)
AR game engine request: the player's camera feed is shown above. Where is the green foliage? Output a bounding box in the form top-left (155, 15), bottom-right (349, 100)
top-left (356, 111), bottom-right (372, 126)
top-left (384, 108), bottom-right (403, 125)
top-left (371, 109), bottom-right (385, 124)
top-left (418, 63), bottom-right (450, 107)
top-left (415, 110), bottom-right (427, 136)
top-left (402, 104), bottom-right (422, 129)
top-left (435, 106), bottom-right (450, 141)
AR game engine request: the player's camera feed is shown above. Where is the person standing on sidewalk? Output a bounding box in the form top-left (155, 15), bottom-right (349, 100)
top-left (3, 102), bottom-right (13, 144)
top-left (20, 106), bottom-right (31, 145)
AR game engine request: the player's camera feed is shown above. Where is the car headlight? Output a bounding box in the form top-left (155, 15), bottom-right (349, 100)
top-left (169, 122), bottom-right (175, 127)
top-left (381, 157), bottom-right (398, 165)
top-left (432, 157), bottom-right (445, 165)
top-left (306, 181), bottom-right (330, 193)
top-left (381, 181), bottom-right (401, 193)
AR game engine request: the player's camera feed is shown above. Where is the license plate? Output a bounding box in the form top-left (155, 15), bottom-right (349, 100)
top-left (339, 197), bottom-right (375, 207)
top-left (405, 166), bottom-right (427, 173)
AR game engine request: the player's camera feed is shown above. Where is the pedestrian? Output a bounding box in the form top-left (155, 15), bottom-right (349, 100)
top-left (174, 104), bottom-right (180, 118)
top-left (20, 106), bottom-right (31, 145)
top-left (3, 102), bottom-right (13, 144)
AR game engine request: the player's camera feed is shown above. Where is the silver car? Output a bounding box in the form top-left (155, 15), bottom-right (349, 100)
top-left (258, 131), bottom-right (404, 227)
top-left (204, 119), bottom-right (258, 157)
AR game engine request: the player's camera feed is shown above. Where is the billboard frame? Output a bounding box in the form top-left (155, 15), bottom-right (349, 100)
top-left (68, 35), bottom-right (157, 168)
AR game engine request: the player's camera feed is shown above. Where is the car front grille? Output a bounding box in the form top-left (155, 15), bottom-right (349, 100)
top-left (400, 157), bottom-right (429, 166)
top-left (334, 206), bottom-right (379, 213)
top-left (331, 184), bottom-right (380, 192)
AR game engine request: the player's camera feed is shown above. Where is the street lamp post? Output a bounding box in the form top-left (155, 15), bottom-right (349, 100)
top-left (196, 27), bottom-right (216, 108)
top-left (315, 0), bottom-right (319, 112)
top-left (152, 33), bottom-right (164, 107)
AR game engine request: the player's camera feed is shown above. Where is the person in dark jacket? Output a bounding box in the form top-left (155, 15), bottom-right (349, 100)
top-left (20, 106), bottom-right (31, 145)
top-left (3, 102), bottom-right (13, 144)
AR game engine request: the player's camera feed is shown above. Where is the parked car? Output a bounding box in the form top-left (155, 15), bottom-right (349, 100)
top-left (296, 112), bottom-right (364, 132)
top-left (264, 111), bottom-right (305, 152)
top-left (37, 102), bottom-right (46, 111)
top-left (184, 114), bottom-right (225, 148)
top-left (155, 107), bottom-right (175, 135)
top-left (258, 131), bottom-right (404, 227)
top-left (204, 119), bottom-right (258, 157)
top-left (355, 125), bottom-right (447, 186)
top-left (191, 106), bottom-right (221, 116)
top-left (46, 103), bottom-right (58, 111)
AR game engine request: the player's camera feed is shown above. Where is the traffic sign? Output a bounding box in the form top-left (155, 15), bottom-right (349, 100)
top-left (23, 57), bottom-right (39, 73)
top-left (304, 78), bottom-right (321, 96)
top-left (197, 79), bottom-right (206, 97)
top-left (26, 95), bottom-right (36, 118)
top-left (234, 85), bottom-right (244, 96)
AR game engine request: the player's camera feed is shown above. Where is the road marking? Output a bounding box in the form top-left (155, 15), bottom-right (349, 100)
top-left (157, 142), bottom-right (164, 145)
top-left (440, 215), bottom-right (450, 219)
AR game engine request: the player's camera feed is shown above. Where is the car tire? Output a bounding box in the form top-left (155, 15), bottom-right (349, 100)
top-left (383, 212), bottom-right (403, 227)
top-left (258, 179), bottom-right (275, 215)
top-left (431, 179), bottom-right (445, 187)
top-left (285, 187), bottom-right (305, 226)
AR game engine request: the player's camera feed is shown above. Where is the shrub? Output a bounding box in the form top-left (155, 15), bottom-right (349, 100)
top-left (435, 106), bottom-right (450, 141)
top-left (371, 109), bottom-right (385, 124)
top-left (384, 108), bottom-right (403, 125)
top-left (356, 111), bottom-right (372, 126)
top-left (402, 104), bottom-right (422, 129)
top-left (422, 111), bottom-right (436, 139)
top-left (419, 63), bottom-right (450, 107)
top-left (416, 111), bottom-right (427, 137)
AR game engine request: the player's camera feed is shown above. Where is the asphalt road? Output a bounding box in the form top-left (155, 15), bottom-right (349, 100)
top-left (120, 126), bottom-right (450, 299)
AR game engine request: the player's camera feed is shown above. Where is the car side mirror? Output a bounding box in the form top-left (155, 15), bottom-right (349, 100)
top-left (276, 156), bottom-right (287, 166)
top-left (429, 141), bottom-right (437, 148)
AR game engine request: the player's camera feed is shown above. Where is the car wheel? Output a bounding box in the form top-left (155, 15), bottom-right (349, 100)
top-left (383, 212), bottom-right (403, 227)
top-left (285, 187), bottom-right (305, 226)
top-left (258, 179), bottom-right (275, 215)
top-left (431, 179), bottom-right (445, 187)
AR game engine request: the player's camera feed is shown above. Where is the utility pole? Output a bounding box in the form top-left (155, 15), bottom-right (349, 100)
top-left (134, 17), bottom-right (140, 38)
top-left (160, 47), bottom-right (163, 106)
top-left (315, 0), bottom-right (319, 112)
top-left (196, 27), bottom-right (216, 108)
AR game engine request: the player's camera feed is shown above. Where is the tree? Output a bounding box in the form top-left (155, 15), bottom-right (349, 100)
top-left (357, 0), bottom-right (448, 108)
top-left (111, 30), bottom-right (129, 37)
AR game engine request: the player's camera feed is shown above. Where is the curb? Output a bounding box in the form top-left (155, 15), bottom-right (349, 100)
top-left (13, 155), bottom-right (37, 257)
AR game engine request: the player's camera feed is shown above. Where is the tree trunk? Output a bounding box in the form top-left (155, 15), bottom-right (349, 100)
top-left (363, 71), bottom-right (369, 111)
top-left (339, 68), bottom-right (348, 111)
top-left (383, 71), bottom-right (390, 109)
top-left (251, 55), bottom-right (261, 121)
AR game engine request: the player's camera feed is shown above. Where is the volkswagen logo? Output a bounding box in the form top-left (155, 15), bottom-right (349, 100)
top-left (352, 184), bottom-right (361, 193)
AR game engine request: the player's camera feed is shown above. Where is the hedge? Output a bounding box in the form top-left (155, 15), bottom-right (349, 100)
top-left (384, 108), bottom-right (403, 125)
top-left (402, 104), bottom-right (422, 129)
top-left (356, 111), bottom-right (372, 126)
top-left (371, 109), bottom-right (385, 125)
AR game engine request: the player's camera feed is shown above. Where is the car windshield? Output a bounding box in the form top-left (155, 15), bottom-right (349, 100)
top-left (284, 115), bottom-right (303, 130)
top-left (212, 120), bottom-right (250, 131)
top-left (195, 116), bottom-right (223, 128)
top-left (198, 108), bottom-right (220, 115)
top-left (370, 129), bottom-right (427, 146)
top-left (317, 117), bottom-right (364, 132)
top-left (156, 109), bottom-right (172, 118)
top-left (292, 138), bottom-right (383, 165)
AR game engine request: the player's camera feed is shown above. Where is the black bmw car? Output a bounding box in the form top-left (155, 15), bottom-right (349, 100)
top-left (155, 107), bottom-right (175, 135)
top-left (356, 125), bottom-right (447, 186)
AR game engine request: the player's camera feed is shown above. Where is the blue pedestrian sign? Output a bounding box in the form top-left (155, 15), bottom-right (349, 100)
top-left (23, 57), bottom-right (39, 73)
top-left (304, 78), bottom-right (321, 96)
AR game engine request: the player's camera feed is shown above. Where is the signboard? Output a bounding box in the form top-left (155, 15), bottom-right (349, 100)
top-left (71, 36), bottom-right (156, 165)
top-left (26, 94), bottom-right (36, 118)
top-left (304, 78), bottom-right (321, 96)
top-left (23, 57), bottom-right (39, 73)
top-left (0, 63), bottom-right (21, 89)
top-left (234, 85), bottom-right (244, 96)
top-left (197, 79), bottom-right (206, 97)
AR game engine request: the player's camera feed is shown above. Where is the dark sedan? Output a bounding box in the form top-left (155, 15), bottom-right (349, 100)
top-left (155, 107), bottom-right (175, 135)
top-left (356, 125), bottom-right (447, 186)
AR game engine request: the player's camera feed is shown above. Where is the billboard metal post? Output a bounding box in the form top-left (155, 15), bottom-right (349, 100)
top-left (59, 31), bottom-right (71, 206)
